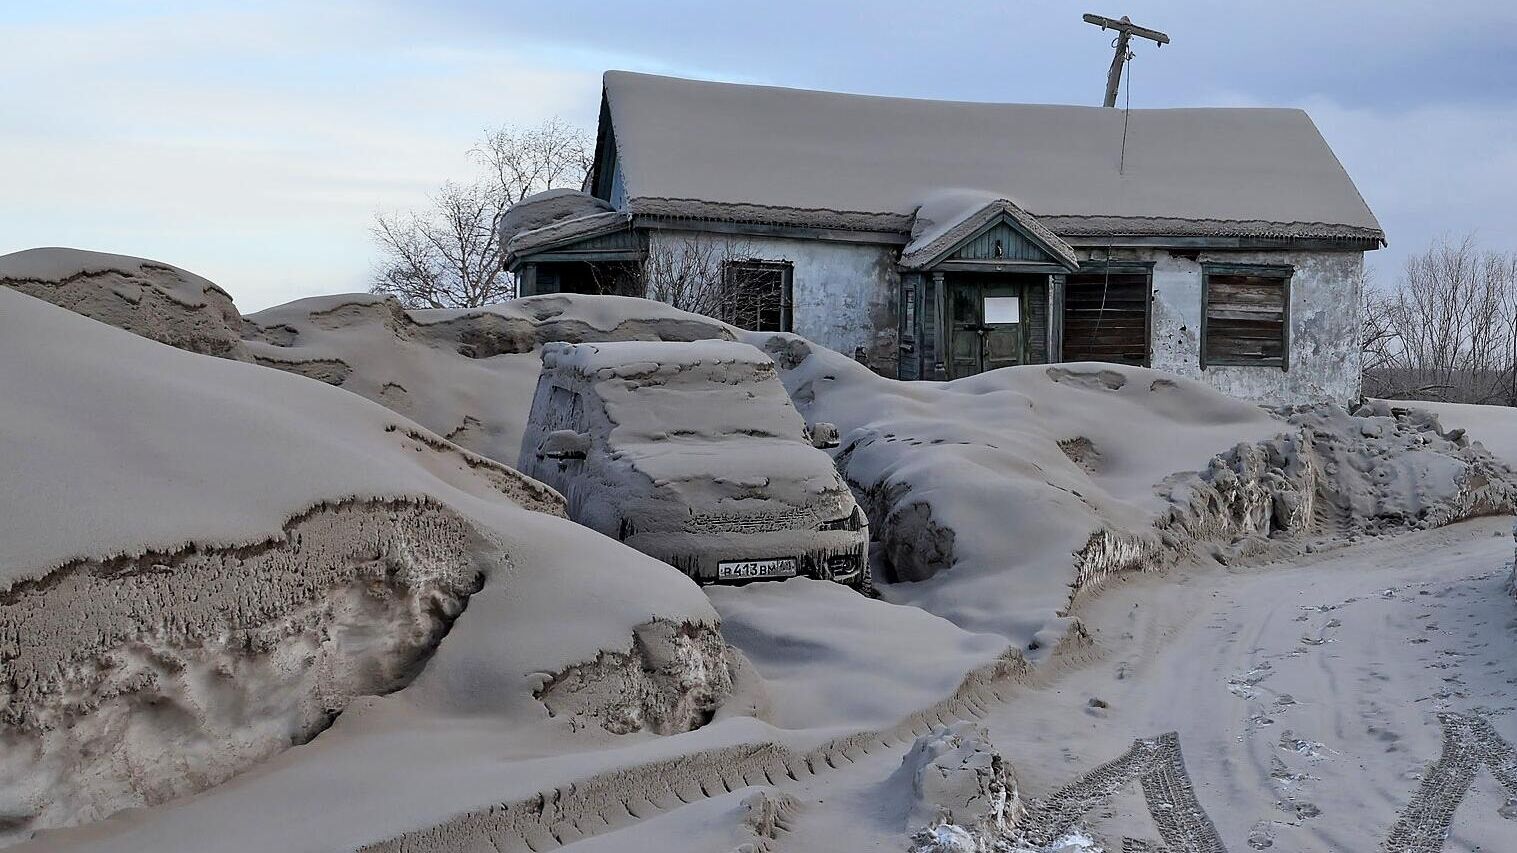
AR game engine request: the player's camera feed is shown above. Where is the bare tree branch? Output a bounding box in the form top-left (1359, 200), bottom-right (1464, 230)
top-left (641, 231), bottom-right (781, 329)
top-left (370, 118), bottom-right (592, 309)
top-left (1364, 234), bottom-right (1517, 405)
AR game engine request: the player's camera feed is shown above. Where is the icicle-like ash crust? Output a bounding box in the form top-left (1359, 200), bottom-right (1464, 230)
top-left (534, 619), bottom-right (734, 736)
top-left (518, 340), bottom-right (869, 585)
top-left (360, 645), bottom-right (1044, 853)
top-left (0, 499), bottom-right (489, 841)
top-left (1061, 402), bottom-right (1516, 607)
top-left (751, 332), bottom-right (1517, 643)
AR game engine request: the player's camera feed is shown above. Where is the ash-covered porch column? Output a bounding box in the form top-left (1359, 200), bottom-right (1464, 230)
top-left (1048, 273), bottom-right (1065, 362)
top-left (931, 271), bottom-right (948, 380)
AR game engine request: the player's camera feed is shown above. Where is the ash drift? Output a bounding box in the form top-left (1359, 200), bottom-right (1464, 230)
top-left (6, 247), bottom-right (1517, 853)
top-left (520, 340), bottom-right (870, 589)
top-left (0, 284), bottom-right (734, 848)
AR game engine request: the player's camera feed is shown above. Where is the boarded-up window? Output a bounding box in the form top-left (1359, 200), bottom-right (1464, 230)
top-left (1063, 269), bottom-right (1150, 366)
top-left (722, 261), bottom-right (793, 332)
top-left (1203, 266), bottom-right (1291, 368)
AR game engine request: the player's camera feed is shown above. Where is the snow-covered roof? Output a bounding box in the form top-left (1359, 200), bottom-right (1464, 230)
top-left (497, 189), bottom-right (612, 242)
top-left (600, 72), bottom-right (1384, 243)
top-left (900, 190), bottom-right (1080, 270)
top-left (496, 189), bottom-right (630, 261)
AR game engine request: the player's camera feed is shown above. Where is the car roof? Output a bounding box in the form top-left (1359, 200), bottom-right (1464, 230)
top-left (541, 340), bottom-right (845, 509)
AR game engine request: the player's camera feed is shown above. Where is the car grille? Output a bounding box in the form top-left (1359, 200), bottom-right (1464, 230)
top-left (685, 508), bottom-right (812, 534)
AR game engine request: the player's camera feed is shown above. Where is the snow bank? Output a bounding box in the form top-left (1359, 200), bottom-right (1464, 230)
top-left (0, 289), bottom-right (731, 846)
top-left (707, 579), bottom-right (1008, 731)
top-left (750, 334), bottom-right (1279, 642)
top-left (747, 334), bottom-right (1517, 647)
top-left (1, 499), bottom-right (484, 834)
top-left (1396, 400), bottom-right (1517, 469)
top-left (903, 722), bottom-right (1022, 839)
top-left (536, 619), bottom-right (733, 735)
top-left (243, 292), bottom-right (735, 466)
top-left (0, 248), bottom-right (248, 359)
top-left (1380, 401), bottom-right (1517, 604)
top-left (3, 248), bottom-right (739, 470)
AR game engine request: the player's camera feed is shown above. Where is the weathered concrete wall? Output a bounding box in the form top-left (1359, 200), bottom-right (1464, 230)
top-left (1076, 247), bottom-right (1365, 405)
top-left (645, 229), bottom-right (900, 376)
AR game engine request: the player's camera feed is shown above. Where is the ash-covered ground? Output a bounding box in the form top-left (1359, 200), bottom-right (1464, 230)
top-left (3, 248), bottom-right (1516, 853)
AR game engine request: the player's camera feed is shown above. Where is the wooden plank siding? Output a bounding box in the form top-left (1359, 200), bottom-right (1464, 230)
top-left (951, 222), bottom-right (1051, 263)
top-left (1062, 270), bottom-right (1150, 366)
top-left (1024, 278), bottom-right (1049, 364)
top-left (1201, 266), bottom-right (1292, 369)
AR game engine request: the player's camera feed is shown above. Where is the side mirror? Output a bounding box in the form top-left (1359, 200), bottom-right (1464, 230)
top-left (808, 422), bottom-right (840, 450)
top-left (538, 430), bottom-right (590, 461)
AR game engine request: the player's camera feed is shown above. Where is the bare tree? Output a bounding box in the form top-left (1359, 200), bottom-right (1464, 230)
top-left (1499, 251), bottom-right (1517, 405)
top-left (370, 180), bottom-right (511, 309)
top-left (1364, 235), bottom-right (1517, 405)
top-left (641, 231), bottom-right (785, 329)
top-left (474, 117), bottom-right (593, 209)
top-left (1359, 266), bottom-right (1399, 378)
top-left (370, 118), bottom-right (592, 309)
top-left (642, 231), bottom-right (737, 317)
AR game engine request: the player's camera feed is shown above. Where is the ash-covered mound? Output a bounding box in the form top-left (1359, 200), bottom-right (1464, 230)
top-left (242, 293), bottom-right (735, 466)
top-left (0, 248), bottom-right (248, 359)
top-left (1, 247), bottom-right (737, 469)
top-left (0, 288), bottom-right (733, 847)
top-left (749, 333), bottom-right (1517, 648)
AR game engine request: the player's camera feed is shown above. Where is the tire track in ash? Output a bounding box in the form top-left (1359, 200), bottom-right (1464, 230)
top-left (1382, 713), bottom-right (1517, 853)
top-left (362, 650), bottom-right (1039, 852)
top-left (1017, 732), bottom-right (1226, 853)
top-left (369, 523), bottom-right (1515, 852)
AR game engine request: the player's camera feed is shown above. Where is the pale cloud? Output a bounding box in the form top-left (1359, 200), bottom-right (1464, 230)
top-left (0, 1), bottom-right (601, 310)
top-left (1304, 98), bottom-right (1517, 280)
top-left (3, 1), bottom-right (1513, 309)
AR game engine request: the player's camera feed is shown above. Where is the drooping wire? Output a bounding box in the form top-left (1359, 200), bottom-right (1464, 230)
top-left (1119, 45), bottom-right (1134, 175)
top-left (1097, 47), bottom-right (1135, 352)
top-left (1095, 244), bottom-right (1113, 343)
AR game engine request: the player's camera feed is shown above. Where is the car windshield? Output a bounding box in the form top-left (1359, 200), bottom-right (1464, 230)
top-left (593, 366), bottom-right (808, 447)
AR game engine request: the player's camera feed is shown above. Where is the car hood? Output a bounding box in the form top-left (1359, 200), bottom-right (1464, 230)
top-left (608, 436), bottom-right (854, 525)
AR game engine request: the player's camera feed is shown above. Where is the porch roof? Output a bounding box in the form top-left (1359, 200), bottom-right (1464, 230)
top-left (900, 190), bottom-right (1080, 271)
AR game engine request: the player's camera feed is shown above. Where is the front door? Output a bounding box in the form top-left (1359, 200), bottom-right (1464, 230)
top-left (947, 280), bottom-right (1025, 377)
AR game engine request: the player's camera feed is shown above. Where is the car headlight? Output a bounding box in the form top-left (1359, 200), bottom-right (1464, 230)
top-left (818, 506), bottom-right (864, 532)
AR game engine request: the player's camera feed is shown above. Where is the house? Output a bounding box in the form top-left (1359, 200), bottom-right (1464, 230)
top-left (498, 71), bottom-right (1384, 404)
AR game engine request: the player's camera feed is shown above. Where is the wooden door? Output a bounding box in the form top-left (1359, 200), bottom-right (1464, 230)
top-left (946, 280), bottom-right (1025, 377)
top-left (947, 283), bottom-right (983, 377)
top-left (981, 284), bottom-right (1024, 371)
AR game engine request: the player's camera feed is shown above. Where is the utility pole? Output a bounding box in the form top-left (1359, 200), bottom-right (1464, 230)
top-left (1083, 13), bottom-right (1170, 107)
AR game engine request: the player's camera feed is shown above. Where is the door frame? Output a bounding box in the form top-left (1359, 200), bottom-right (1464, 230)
top-left (944, 275), bottom-right (1030, 378)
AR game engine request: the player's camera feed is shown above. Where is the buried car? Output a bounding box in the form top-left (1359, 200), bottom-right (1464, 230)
top-left (519, 339), bottom-right (871, 590)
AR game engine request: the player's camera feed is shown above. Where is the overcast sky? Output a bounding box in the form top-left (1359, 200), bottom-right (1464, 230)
top-left (4, 1), bottom-right (1514, 311)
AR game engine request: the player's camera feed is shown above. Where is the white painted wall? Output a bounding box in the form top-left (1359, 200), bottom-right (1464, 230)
top-left (645, 230), bottom-right (900, 375)
top-left (1079, 247), bottom-right (1365, 405)
top-left (642, 227), bottom-right (1363, 402)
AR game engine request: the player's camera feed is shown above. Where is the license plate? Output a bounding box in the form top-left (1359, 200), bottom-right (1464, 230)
top-left (717, 558), bottom-right (798, 581)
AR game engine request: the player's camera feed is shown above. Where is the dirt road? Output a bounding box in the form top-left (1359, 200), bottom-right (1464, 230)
top-left (767, 516), bottom-right (1517, 852)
